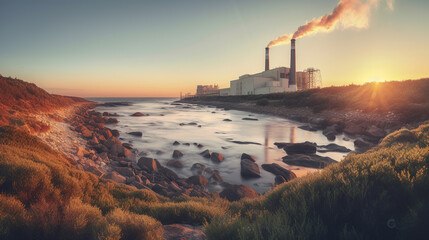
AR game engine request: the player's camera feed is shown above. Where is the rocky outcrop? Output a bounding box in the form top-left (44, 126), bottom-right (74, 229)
top-left (220, 184), bottom-right (259, 201)
top-left (282, 154), bottom-right (337, 169)
top-left (240, 159), bottom-right (260, 178)
top-left (275, 142), bottom-right (317, 155)
top-left (210, 152), bottom-right (224, 163)
top-left (261, 163), bottom-right (297, 181)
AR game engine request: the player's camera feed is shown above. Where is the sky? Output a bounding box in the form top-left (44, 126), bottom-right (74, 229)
top-left (1, 0), bottom-right (429, 97)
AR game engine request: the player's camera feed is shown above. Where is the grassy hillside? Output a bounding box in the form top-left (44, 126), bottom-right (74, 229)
top-left (190, 79), bottom-right (429, 123)
top-left (0, 76), bottom-right (89, 131)
top-left (204, 123), bottom-right (429, 239)
top-left (0, 126), bottom-right (228, 240)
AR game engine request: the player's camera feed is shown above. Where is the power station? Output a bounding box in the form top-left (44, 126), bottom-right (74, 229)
top-left (193, 39), bottom-right (321, 97)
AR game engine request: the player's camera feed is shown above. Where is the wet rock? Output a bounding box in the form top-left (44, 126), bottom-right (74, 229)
top-left (261, 163), bottom-right (297, 181)
top-left (186, 175), bottom-right (208, 187)
top-left (172, 150), bottom-right (184, 158)
top-left (275, 142), bottom-right (317, 155)
top-left (209, 171), bottom-right (223, 183)
top-left (167, 159), bottom-right (184, 168)
top-left (173, 141), bottom-right (180, 146)
top-left (230, 141), bottom-right (261, 145)
top-left (103, 171), bottom-right (126, 184)
top-left (282, 154), bottom-right (337, 169)
top-left (183, 143), bottom-right (191, 146)
top-left (241, 153), bottom-right (256, 162)
top-left (191, 163), bottom-right (206, 175)
top-left (211, 152), bottom-right (224, 163)
top-left (106, 118), bottom-right (118, 124)
top-left (242, 117), bottom-right (258, 121)
top-left (114, 167), bottom-right (135, 177)
top-left (275, 175), bottom-right (287, 185)
top-left (160, 167), bottom-right (179, 181)
top-left (197, 144), bottom-right (204, 148)
top-left (131, 112), bottom-right (148, 117)
top-left (137, 157), bottom-right (161, 172)
top-left (298, 125), bottom-right (318, 132)
top-left (240, 159), bottom-right (260, 178)
top-left (200, 149), bottom-right (211, 158)
top-left (220, 184), bottom-right (258, 202)
top-left (163, 224), bottom-right (207, 240)
top-left (223, 119), bottom-right (232, 122)
top-left (317, 143), bottom-right (351, 153)
top-left (156, 150), bottom-right (164, 155)
top-left (127, 131), bottom-right (143, 137)
top-left (323, 131), bottom-right (336, 141)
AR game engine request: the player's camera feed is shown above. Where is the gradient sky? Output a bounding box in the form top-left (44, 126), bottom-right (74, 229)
top-left (1, 0), bottom-right (428, 97)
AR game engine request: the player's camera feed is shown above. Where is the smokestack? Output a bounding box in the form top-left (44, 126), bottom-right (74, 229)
top-left (265, 47), bottom-right (270, 71)
top-left (289, 39), bottom-right (296, 89)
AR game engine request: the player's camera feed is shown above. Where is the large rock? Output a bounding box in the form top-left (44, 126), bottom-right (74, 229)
top-left (127, 131), bottom-right (143, 137)
top-left (240, 159), bottom-right (260, 178)
top-left (114, 167), bottom-right (135, 177)
top-left (282, 154), bottom-right (337, 169)
top-left (275, 142), bottom-right (317, 155)
top-left (110, 142), bottom-right (125, 156)
top-left (160, 167), bottom-right (179, 181)
top-left (167, 159), bottom-right (184, 168)
top-left (317, 143), bottom-right (352, 153)
top-left (103, 171), bottom-right (126, 184)
top-left (241, 153), bottom-right (255, 162)
top-left (137, 157), bottom-right (161, 172)
top-left (186, 175), bottom-right (208, 187)
top-left (220, 184), bottom-right (258, 202)
top-left (191, 163), bottom-right (206, 175)
top-left (210, 152), bottom-right (224, 163)
top-left (172, 150), bottom-right (184, 159)
top-left (163, 224), bottom-right (207, 240)
top-left (261, 163), bottom-right (297, 181)
top-left (200, 149), bottom-right (211, 158)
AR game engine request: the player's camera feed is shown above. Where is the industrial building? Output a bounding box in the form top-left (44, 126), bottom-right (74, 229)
top-left (193, 39), bottom-right (321, 97)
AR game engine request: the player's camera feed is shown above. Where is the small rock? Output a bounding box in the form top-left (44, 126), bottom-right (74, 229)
top-left (186, 176), bottom-right (208, 187)
top-left (172, 150), bottom-right (184, 158)
top-left (275, 175), bottom-right (287, 185)
top-left (200, 149), bottom-right (211, 158)
top-left (191, 163), bottom-right (206, 175)
top-left (241, 153), bottom-right (256, 162)
top-left (173, 141), bottom-right (180, 146)
top-left (131, 112), bottom-right (147, 117)
top-left (127, 131), bottom-right (142, 137)
top-left (167, 159), bottom-right (184, 168)
top-left (240, 159), bottom-right (260, 178)
top-left (261, 163), bottom-right (297, 181)
top-left (137, 157), bottom-right (161, 172)
top-left (223, 119), bottom-right (232, 122)
top-left (211, 152), bottom-right (224, 163)
top-left (242, 118), bottom-right (258, 121)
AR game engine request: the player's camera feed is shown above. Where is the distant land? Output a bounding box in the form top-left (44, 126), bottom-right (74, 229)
top-left (1, 75), bottom-right (429, 239)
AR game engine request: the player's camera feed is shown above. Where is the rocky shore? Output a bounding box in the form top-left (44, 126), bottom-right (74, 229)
top-left (179, 99), bottom-right (406, 152)
top-left (39, 102), bottom-right (277, 202)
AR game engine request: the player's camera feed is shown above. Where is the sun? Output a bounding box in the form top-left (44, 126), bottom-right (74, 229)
top-left (366, 76), bottom-right (386, 83)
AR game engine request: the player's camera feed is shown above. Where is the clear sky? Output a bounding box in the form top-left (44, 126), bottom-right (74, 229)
top-left (1, 0), bottom-right (428, 97)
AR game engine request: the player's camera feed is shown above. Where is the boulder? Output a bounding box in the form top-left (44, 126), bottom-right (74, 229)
top-left (191, 163), bottom-right (206, 175)
top-left (131, 112), bottom-right (147, 117)
top-left (127, 131), bottom-right (143, 137)
top-left (160, 167), bottom-right (179, 181)
top-left (172, 150), bottom-right (184, 158)
top-left (209, 171), bottom-right (223, 183)
top-left (219, 184), bottom-right (258, 202)
top-left (240, 159), bottom-right (260, 178)
top-left (275, 142), bottom-right (317, 155)
top-left (167, 159), bottom-right (184, 168)
top-left (282, 154), bottom-right (337, 169)
top-left (137, 157), bottom-right (161, 172)
top-left (200, 149), bottom-right (211, 158)
top-left (114, 167), bottom-right (135, 177)
top-left (242, 118), bottom-right (258, 121)
top-left (211, 152), bottom-right (224, 163)
top-left (186, 176), bottom-right (208, 187)
top-left (111, 129), bottom-right (120, 137)
top-left (163, 224), bottom-right (207, 240)
top-left (261, 163), bottom-right (297, 181)
top-left (317, 143), bottom-right (351, 153)
top-left (103, 171), bottom-right (126, 184)
top-left (241, 153), bottom-right (255, 162)
top-left (274, 175), bottom-right (287, 185)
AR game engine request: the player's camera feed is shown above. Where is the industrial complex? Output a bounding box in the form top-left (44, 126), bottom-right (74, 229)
top-left (188, 39), bottom-right (321, 98)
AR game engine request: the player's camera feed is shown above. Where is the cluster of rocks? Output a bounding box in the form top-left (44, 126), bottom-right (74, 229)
top-left (299, 116), bottom-right (391, 152)
top-left (70, 108), bottom-right (261, 201)
top-left (274, 142), bottom-right (345, 169)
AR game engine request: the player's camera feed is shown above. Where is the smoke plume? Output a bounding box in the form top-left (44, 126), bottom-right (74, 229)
top-left (267, 0), bottom-right (393, 47)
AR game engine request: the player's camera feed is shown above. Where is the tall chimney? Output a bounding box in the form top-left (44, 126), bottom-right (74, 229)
top-left (290, 39), bottom-right (296, 88)
top-left (265, 47), bottom-right (270, 71)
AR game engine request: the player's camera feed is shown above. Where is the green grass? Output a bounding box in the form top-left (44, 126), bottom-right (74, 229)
top-left (204, 123), bottom-right (429, 239)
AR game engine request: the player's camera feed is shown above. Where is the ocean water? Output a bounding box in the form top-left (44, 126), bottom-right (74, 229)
top-left (88, 97), bottom-right (355, 193)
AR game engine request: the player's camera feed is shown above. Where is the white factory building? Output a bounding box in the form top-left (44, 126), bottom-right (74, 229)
top-left (220, 67), bottom-right (310, 96)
